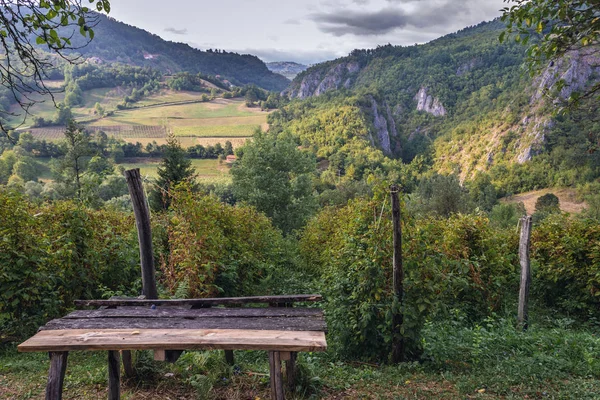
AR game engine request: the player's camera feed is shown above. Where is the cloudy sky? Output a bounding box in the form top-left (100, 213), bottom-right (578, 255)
top-left (109, 0), bottom-right (507, 65)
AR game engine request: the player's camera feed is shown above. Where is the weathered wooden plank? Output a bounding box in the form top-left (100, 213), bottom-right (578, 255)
top-left (108, 350), bottom-right (121, 400)
top-left (45, 351), bottom-right (68, 400)
top-left (74, 294), bottom-right (322, 308)
top-left (64, 307), bottom-right (322, 320)
top-left (18, 329), bottom-right (328, 353)
top-left (40, 316), bottom-right (327, 332)
top-left (269, 351), bottom-right (284, 400)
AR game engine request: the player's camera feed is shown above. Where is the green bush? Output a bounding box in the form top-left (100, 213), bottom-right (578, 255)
top-left (532, 213), bottom-right (600, 315)
top-left (160, 186), bottom-right (290, 298)
top-left (300, 195), bottom-right (519, 361)
top-left (0, 189), bottom-right (140, 340)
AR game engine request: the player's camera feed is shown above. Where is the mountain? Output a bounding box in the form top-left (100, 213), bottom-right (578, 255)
top-left (58, 14), bottom-right (290, 92)
top-left (273, 19), bottom-right (600, 194)
top-left (266, 62), bottom-right (308, 80)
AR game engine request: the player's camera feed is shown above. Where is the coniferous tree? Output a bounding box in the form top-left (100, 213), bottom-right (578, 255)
top-left (150, 133), bottom-right (195, 210)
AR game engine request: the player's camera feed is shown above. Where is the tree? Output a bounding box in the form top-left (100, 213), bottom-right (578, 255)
top-left (501, 0), bottom-right (600, 108)
top-left (231, 131), bottom-right (317, 235)
top-left (52, 120), bottom-right (90, 199)
top-left (0, 0), bottom-right (111, 134)
top-left (150, 133), bottom-right (196, 211)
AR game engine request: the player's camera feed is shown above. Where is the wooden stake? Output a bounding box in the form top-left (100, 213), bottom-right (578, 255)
top-left (124, 169), bottom-right (158, 300)
top-left (45, 352), bottom-right (68, 400)
top-left (108, 350), bottom-right (121, 400)
top-left (518, 215), bottom-right (533, 331)
top-left (390, 185), bottom-right (404, 363)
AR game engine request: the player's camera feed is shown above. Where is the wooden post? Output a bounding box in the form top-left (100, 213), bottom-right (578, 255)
top-left (224, 350), bottom-right (235, 365)
top-left (268, 351), bottom-right (284, 400)
top-left (124, 168), bottom-right (158, 300)
top-left (45, 352), bottom-right (68, 400)
top-left (390, 185), bottom-right (404, 363)
top-left (108, 351), bottom-right (121, 400)
top-left (121, 350), bottom-right (134, 379)
top-left (285, 352), bottom-right (297, 392)
top-left (518, 215), bottom-right (533, 331)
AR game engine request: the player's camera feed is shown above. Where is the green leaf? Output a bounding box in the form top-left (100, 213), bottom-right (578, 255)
top-left (36, 36), bottom-right (46, 45)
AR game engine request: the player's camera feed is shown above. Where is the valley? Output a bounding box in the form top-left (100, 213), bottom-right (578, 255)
top-left (1, 2), bottom-right (600, 399)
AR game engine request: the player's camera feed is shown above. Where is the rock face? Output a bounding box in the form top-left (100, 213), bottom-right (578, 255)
top-left (414, 87), bottom-right (447, 116)
top-left (533, 49), bottom-right (600, 102)
top-left (368, 96), bottom-right (397, 154)
top-left (285, 61), bottom-right (362, 99)
top-left (456, 58), bottom-right (481, 76)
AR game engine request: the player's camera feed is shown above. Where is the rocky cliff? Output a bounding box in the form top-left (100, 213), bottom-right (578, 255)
top-left (414, 87), bottom-right (447, 116)
top-left (368, 96), bottom-right (397, 154)
top-left (284, 61), bottom-right (361, 99)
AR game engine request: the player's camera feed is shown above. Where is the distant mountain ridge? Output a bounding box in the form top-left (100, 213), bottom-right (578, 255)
top-left (279, 19), bottom-right (600, 183)
top-left (266, 62), bottom-right (308, 80)
top-left (54, 14), bottom-right (290, 92)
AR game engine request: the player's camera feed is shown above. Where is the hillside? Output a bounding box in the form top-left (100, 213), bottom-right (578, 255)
top-left (50, 14), bottom-right (290, 92)
top-left (277, 20), bottom-right (600, 194)
top-left (266, 61), bottom-right (308, 80)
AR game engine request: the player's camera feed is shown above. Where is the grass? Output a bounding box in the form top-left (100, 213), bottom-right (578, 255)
top-left (3, 314), bottom-right (600, 399)
top-left (173, 125), bottom-right (259, 137)
top-left (117, 158), bottom-right (230, 180)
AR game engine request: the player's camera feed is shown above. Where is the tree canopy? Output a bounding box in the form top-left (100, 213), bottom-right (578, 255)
top-left (0, 0), bottom-right (111, 133)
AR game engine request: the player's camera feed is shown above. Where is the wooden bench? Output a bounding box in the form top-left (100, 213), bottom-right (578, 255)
top-left (18, 295), bottom-right (327, 400)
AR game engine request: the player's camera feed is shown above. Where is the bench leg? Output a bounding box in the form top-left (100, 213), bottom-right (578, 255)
top-left (224, 350), bottom-right (235, 365)
top-left (268, 351), bottom-right (284, 400)
top-left (108, 350), bottom-right (121, 400)
top-left (286, 352), bottom-right (297, 392)
top-left (121, 350), bottom-right (134, 379)
top-left (46, 352), bottom-right (68, 400)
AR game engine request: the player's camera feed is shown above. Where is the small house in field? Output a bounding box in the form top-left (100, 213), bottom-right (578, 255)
top-left (226, 155), bottom-right (237, 164)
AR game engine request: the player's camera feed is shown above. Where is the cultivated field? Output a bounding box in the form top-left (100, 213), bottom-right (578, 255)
top-left (119, 158), bottom-right (231, 180)
top-left (24, 94), bottom-right (264, 148)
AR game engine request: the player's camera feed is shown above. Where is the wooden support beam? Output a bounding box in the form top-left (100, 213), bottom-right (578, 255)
top-left (390, 185), bottom-right (404, 363)
top-left (224, 350), bottom-right (235, 365)
top-left (124, 168), bottom-right (158, 300)
top-left (108, 350), bottom-right (121, 400)
top-left (45, 352), bottom-right (68, 400)
top-left (121, 350), bottom-right (134, 379)
top-left (268, 351), bottom-right (284, 400)
top-left (286, 352), bottom-right (297, 393)
top-left (518, 215), bottom-right (533, 331)
top-left (153, 350), bottom-right (166, 361)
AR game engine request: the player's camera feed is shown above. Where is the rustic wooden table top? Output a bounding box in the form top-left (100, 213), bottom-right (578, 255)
top-left (18, 302), bottom-right (327, 353)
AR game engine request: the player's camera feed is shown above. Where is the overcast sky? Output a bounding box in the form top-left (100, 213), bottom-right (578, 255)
top-left (109, 0), bottom-right (507, 65)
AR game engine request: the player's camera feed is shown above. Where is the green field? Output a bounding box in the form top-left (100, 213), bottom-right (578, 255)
top-left (118, 158), bottom-right (230, 180)
top-left (22, 90), bottom-right (266, 152)
top-left (173, 124), bottom-right (259, 137)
